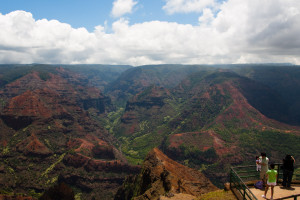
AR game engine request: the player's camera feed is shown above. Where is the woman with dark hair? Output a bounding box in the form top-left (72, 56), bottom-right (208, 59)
top-left (282, 155), bottom-right (295, 188)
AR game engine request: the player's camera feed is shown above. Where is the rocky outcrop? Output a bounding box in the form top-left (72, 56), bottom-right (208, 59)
top-left (0, 89), bottom-right (57, 130)
top-left (1, 115), bottom-right (34, 130)
top-left (16, 134), bottom-right (52, 157)
top-left (118, 85), bottom-right (176, 136)
top-left (125, 97), bottom-right (165, 111)
top-left (82, 96), bottom-right (113, 113)
top-left (0, 195), bottom-right (36, 200)
top-left (115, 148), bottom-right (217, 200)
top-left (124, 86), bottom-right (169, 111)
top-left (0, 70), bottom-right (114, 121)
top-left (92, 144), bottom-right (115, 160)
top-left (0, 68), bottom-right (130, 200)
top-left (63, 153), bottom-right (140, 173)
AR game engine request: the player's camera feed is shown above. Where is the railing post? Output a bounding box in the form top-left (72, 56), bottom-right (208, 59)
top-left (230, 168), bottom-right (232, 189)
top-left (229, 168), bottom-right (233, 189)
top-left (277, 163), bottom-right (280, 183)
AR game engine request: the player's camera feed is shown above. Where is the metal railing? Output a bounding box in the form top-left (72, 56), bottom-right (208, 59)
top-left (276, 194), bottom-right (300, 200)
top-left (230, 166), bottom-right (258, 200)
top-left (230, 164), bottom-right (300, 200)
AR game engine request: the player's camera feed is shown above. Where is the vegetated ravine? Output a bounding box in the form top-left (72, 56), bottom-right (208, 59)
top-left (0, 63), bottom-right (299, 199)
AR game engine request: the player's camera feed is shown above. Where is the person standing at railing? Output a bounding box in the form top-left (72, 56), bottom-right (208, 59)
top-left (282, 154), bottom-right (295, 188)
top-left (262, 163), bottom-right (278, 200)
top-left (260, 152), bottom-right (269, 187)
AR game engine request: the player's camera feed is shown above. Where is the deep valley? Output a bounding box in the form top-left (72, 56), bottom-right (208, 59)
top-left (0, 64), bottom-right (300, 199)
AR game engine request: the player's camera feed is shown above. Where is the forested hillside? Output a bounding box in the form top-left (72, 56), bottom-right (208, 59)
top-left (0, 64), bottom-right (299, 198)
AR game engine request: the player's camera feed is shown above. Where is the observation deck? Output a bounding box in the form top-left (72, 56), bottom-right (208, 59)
top-left (230, 164), bottom-right (300, 200)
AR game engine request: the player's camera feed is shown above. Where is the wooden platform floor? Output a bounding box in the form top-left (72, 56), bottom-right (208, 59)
top-left (249, 185), bottom-right (300, 200)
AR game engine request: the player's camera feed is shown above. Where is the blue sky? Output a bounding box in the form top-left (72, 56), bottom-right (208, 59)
top-left (1, 0), bottom-right (114, 31)
top-left (0, 0), bottom-right (204, 31)
top-left (0, 0), bottom-right (300, 65)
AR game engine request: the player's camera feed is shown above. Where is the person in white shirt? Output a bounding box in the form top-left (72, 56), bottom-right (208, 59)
top-left (259, 152), bottom-right (269, 187)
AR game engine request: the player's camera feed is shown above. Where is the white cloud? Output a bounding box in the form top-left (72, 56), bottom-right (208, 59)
top-left (198, 8), bottom-right (214, 25)
top-left (1, 0), bottom-right (300, 66)
top-left (0, 10), bottom-right (96, 64)
top-left (163, 0), bottom-right (217, 14)
top-left (111, 0), bottom-right (138, 18)
top-left (211, 0), bottom-right (300, 63)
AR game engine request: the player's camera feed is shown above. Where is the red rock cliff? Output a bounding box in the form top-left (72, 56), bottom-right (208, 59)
top-left (115, 148), bottom-right (217, 200)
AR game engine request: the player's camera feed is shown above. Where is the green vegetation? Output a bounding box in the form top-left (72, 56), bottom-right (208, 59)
top-left (63, 64), bottom-right (132, 86)
top-left (0, 188), bottom-right (42, 199)
top-left (0, 98), bottom-right (6, 108)
top-left (0, 64), bottom-right (58, 87)
top-left (8, 166), bottom-right (15, 174)
top-left (176, 144), bottom-right (218, 166)
top-left (41, 153), bottom-right (66, 178)
top-left (211, 125), bottom-right (234, 143)
top-left (44, 139), bottom-right (51, 148)
top-left (0, 188), bottom-right (14, 195)
top-left (121, 131), bottom-right (164, 164)
top-left (106, 107), bottom-right (124, 135)
top-left (1, 64), bottom-right (300, 199)
top-left (241, 130), bottom-right (300, 156)
top-left (75, 193), bottom-right (82, 200)
top-left (234, 65), bottom-right (300, 125)
top-left (2, 146), bottom-right (9, 155)
top-left (108, 67), bottom-right (300, 176)
top-left (38, 71), bottom-right (51, 81)
top-left (28, 189), bottom-right (42, 199)
top-left (197, 190), bottom-right (236, 200)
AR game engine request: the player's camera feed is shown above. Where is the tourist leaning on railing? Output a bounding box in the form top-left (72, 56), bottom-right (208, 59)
top-left (282, 155), bottom-right (295, 188)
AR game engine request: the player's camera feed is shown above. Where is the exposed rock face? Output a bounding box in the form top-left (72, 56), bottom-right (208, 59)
top-left (118, 85), bottom-right (176, 136)
top-left (16, 134), bottom-right (52, 157)
top-left (115, 148), bottom-right (217, 200)
top-left (2, 64), bottom-right (300, 199)
top-left (82, 96), bottom-right (113, 114)
top-left (0, 68), bottom-right (134, 199)
top-left (0, 195), bottom-right (36, 200)
top-left (63, 153), bottom-right (140, 173)
top-left (125, 86), bottom-right (170, 110)
top-left (213, 80), bottom-right (298, 132)
top-left (1, 115), bottom-right (34, 130)
top-left (0, 70), bottom-right (113, 122)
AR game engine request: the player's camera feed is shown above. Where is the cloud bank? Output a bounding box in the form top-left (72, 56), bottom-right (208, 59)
top-left (111, 0), bottom-right (138, 18)
top-left (163, 0), bottom-right (217, 14)
top-left (0, 0), bottom-right (300, 65)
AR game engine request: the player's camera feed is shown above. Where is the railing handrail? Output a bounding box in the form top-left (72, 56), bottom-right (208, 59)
top-left (276, 194), bottom-right (300, 200)
top-left (230, 164), bottom-right (300, 200)
top-left (230, 167), bottom-right (258, 200)
top-left (232, 163), bottom-right (300, 183)
top-left (231, 163), bottom-right (300, 168)
top-left (231, 168), bottom-right (255, 192)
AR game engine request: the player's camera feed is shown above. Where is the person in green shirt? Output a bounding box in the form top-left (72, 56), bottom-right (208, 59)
top-left (262, 163), bottom-right (278, 200)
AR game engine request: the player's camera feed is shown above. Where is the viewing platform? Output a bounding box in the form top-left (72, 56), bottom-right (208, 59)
top-left (250, 185), bottom-right (300, 200)
top-left (230, 164), bottom-right (300, 200)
